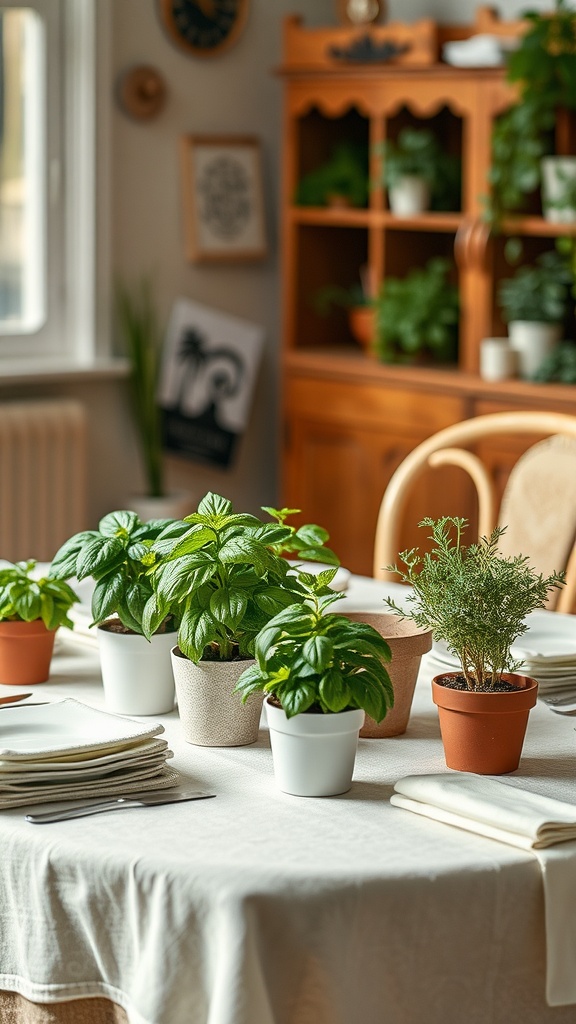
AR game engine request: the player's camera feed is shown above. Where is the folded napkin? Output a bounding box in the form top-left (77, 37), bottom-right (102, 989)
top-left (391, 774), bottom-right (576, 1006)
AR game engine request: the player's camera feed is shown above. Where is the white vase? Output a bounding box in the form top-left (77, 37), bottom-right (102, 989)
top-left (97, 626), bottom-right (177, 715)
top-left (388, 175), bottom-right (431, 215)
top-left (171, 648), bottom-right (263, 746)
top-left (507, 321), bottom-right (561, 379)
top-left (541, 156), bottom-right (576, 223)
top-left (479, 337), bottom-right (517, 382)
top-left (127, 492), bottom-right (194, 522)
top-left (265, 698), bottom-right (365, 797)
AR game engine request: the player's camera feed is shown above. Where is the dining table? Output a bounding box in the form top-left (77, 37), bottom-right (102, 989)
top-left (1, 573), bottom-right (576, 1024)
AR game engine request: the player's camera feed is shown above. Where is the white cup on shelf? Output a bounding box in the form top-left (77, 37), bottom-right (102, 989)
top-left (479, 337), bottom-right (517, 381)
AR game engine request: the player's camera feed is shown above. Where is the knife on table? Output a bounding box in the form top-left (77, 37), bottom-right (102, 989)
top-left (0, 693), bottom-right (33, 706)
top-left (26, 789), bottom-right (216, 823)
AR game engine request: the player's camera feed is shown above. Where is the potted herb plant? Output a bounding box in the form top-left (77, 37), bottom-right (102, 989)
top-left (295, 140), bottom-right (369, 209)
top-left (116, 278), bottom-right (192, 521)
top-left (0, 560), bottom-right (79, 685)
top-left (314, 281), bottom-right (375, 355)
top-left (378, 128), bottom-right (452, 215)
top-left (235, 571), bottom-right (394, 796)
top-left (486, 0), bottom-right (576, 229)
top-left (145, 492), bottom-right (339, 747)
top-left (497, 249), bottom-right (572, 378)
top-left (374, 257), bottom-right (459, 364)
top-left (50, 511), bottom-right (179, 715)
top-left (385, 516), bottom-right (565, 775)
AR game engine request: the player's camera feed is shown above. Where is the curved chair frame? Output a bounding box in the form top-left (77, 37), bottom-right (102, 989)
top-left (373, 410), bottom-right (576, 614)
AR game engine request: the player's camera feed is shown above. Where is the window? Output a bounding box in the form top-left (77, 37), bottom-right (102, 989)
top-left (0, 1), bottom-right (107, 366)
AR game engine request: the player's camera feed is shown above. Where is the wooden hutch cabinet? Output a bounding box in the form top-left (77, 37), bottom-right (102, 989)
top-left (278, 11), bottom-right (576, 576)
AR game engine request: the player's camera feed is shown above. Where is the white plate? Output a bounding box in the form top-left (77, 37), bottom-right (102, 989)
top-left (0, 698), bottom-right (164, 760)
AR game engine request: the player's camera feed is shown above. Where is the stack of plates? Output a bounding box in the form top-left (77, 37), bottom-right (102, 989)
top-left (429, 610), bottom-right (576, 697)
top-left (0, 699), bottom-right (180, 809)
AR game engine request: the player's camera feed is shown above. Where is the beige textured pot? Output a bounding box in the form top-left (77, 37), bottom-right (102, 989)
top-left (340, 612), bottom-right (432, 737)
top-left (171, 647), bottom-right (263, 747)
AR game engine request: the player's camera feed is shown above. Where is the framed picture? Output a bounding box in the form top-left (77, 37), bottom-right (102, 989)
top-left (180, 135), bottom-right (268, 263)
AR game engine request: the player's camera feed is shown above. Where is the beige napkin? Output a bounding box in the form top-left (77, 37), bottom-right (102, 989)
top-left (391, 774), bottom-right (576, 1006)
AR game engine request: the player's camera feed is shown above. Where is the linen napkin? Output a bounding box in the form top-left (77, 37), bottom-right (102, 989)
top-left (391, 773), bottom-right (576, 1006)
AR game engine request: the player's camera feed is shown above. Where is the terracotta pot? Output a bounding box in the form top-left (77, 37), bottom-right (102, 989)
top-left (0, 620), bottom-right (56, 685)
top-left (340, 612), bottom-right (432, 737)
top-left (347, 306), bottom-right (376, 357)
top-left (432, 672), bottom-right (538, 775)
top-left (171, 648), bottom-right (263, 747)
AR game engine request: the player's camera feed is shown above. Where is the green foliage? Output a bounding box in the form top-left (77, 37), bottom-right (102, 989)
top-left (50, 511), bottom-right (176, 635)
top-left (497, 249), bottom-right (572, 323)
top-left (235, 573), bottom-right (393, 721)
top-left (144, 492), bottom-right (340, 663)
top-left (485, 0), bottom-right (576, 227)
top-left (533, 340), bottom-right (576, 382)
top-left (116, 278), bottom-right (165, 498)
top-left (374, 257), bottom-right (459, 364)
top-left (385, 516), bottom-right (565, 690)
top-left (376, 128), bottom-right (461, 210)
top-left (295, 141), bottom-right (369, 208)
top-left (0, 560), bottom-right (78, 630)
top-left (313, 283), bottom-right (367, 316)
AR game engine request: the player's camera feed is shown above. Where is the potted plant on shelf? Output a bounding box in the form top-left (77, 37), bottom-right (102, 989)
top-left (116, 278), bottom-right (192, 521)
top-left (377, 127), bottom-right (459, 215)
top-left (144, 492), bottom-right (339, 747)
top-left (0, 561), bottom-right (79, 685)
top-left (295, 140), bottom-right (369, 209)
top-left (497, 249), bottom-right (572, 378)
top-left (385, 516), bottom-right (565, 775)
top-left (235, 571), bottom-right (394, 796)
top-left (50, 511), bottom-right (179, 715)
top-left (374, 257), bottom-right (459, 364)
top-left (486, 0), bottom-right (576, 229)
top-left (314, 281), bottom-right (375, 355)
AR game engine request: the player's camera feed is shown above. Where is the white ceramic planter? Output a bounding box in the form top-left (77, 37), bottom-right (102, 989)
top-left (388, 175), bottom-right (430, 215)
top-left (265, 698), bottom-right (365, 797)
top-left (97, 626), bottom-right (177, 715)
top-left (479, 337), bottom-right (517, 382)
top-left (541, 156), bottom-right (576, 223)
top-left (171, 649), bottom-right (263, 746)
top-left (507, 320), bottom-right (561, 379)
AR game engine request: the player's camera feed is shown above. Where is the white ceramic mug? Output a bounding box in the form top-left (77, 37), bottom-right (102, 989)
top-left (479, 337), bottom-right (517, 381)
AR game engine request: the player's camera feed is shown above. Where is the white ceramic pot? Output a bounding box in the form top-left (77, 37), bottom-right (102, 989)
top-left (388, 175), bottom-right (431, 215)
top-left (127, 492), bottom-right (194, 521)
top-left (265, 698), bottom-right (365, 797)
top-left (507, 321), bottom-right (561, 379)
top-left (479, 337), bottom-right (517, 382)
top-left (541, 156), bottom-right (576, 223)
top-left (97, 625), bottom-right (177, 715)
top-left (171, 648), bottom-right (263, 746)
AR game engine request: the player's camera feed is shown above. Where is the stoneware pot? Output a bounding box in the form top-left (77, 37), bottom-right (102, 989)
top-left (0, 620), bottom-right (56, 685)
top-left (265, 698), bottom-right (365, 797)
top-left (97, 624), bottom-right (177, 715)
top-left (388, 175), bottom-right (431, 215)
top-left (341, 612), bottom-right (432, 737)
top-left (171, 648), bottom-right (263, 746)
top-left (432, 672), bottom-right (538, 775)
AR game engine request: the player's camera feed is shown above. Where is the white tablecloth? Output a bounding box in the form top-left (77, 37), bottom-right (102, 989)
top-left (0, 576), bottom-right (576, 1024)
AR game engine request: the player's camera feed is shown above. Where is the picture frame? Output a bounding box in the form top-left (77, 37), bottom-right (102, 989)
top-left (180, 134), bottom-right (268, 263)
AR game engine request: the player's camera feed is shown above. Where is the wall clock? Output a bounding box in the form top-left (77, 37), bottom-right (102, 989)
top-left (337, 0), bottom-right (385, 26)
top-left (157, 0), bottom-right (250, 58)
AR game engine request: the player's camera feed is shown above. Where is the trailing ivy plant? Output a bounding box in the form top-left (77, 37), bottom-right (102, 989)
top-left (0, 560), bottom-right (78, 630)
top-left (235, 570), bottom-right (393, 721)
top-left (385, 516), bottom-right (564, 691)
top-left (50, 511), bottom-right (177, 635)
top-left (143, 492), bottom-right (339, 663)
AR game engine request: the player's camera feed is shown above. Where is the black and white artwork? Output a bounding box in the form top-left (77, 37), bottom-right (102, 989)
top-left (158, 298), bottom-right (264, 468)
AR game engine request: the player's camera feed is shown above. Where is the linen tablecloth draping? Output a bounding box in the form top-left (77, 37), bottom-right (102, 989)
top-left (1, 576), bottom-right (576, 1024)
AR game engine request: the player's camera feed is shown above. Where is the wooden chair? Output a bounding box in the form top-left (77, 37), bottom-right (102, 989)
top-left (373, 411), bottom-right (576, 613)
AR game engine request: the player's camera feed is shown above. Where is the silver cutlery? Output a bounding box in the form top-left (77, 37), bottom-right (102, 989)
top-left (26, 789), bottom-right (216, 823)
top-left (541, 693), bottom-right (576, 706)
top-left (0, 692), bottom-right (32, 706)
top-left (549, 704), bottom-right (576, 716)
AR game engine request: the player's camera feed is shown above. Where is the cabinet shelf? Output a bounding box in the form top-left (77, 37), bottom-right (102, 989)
top-left (290, 207), bottom-right (463, 232)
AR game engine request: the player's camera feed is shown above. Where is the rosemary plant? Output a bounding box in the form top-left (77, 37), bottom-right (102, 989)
top-left (385, 516), bottom-right (565, 690)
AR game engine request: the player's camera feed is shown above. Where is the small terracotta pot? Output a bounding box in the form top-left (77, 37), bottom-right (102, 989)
top-left (347, 306), bottom-right (376, 356)
top-left (340, 612), bottom-right (432, 737)
top-left (0, 620), bottom-right (56, 685)
top-left (432, 672), bottom-right (538, 775)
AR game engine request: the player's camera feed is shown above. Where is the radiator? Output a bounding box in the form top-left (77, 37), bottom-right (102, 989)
top-left (0, 400), bottom-right (88, 563)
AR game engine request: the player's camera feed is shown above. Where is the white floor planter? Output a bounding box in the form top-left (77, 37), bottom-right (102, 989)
top-left (97, 626), bottom-right (177, 716)
top-left (388, 175), bottom-right (431, 215)
top-left (507, 320), bottom-right (561, 379)
top-left (541, 156), bottom-right (576, 223)
top-left (171, 649), bottom-right (263, 746)
top-left (265, 698), bottom-right (365, 797)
